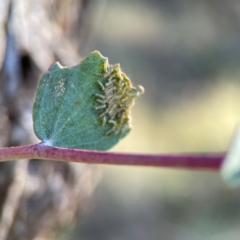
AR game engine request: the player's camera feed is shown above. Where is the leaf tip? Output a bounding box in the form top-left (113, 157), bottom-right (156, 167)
top-left (221, 127), bottom-right (240, 188)
top-left (89, 50), bottom-right (107, 60)
top-left (48, 61), bottom-right (63, 71)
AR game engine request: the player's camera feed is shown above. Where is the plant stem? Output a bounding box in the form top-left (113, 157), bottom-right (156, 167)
top-left (0, 143), bottom-right (225, 170)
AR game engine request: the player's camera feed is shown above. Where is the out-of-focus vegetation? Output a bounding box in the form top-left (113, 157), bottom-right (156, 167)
top-left (59, 0), bottom-right (240, 239)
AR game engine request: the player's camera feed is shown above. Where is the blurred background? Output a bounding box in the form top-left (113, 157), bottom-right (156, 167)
top-left (1, 0), bottom-right (240, 239)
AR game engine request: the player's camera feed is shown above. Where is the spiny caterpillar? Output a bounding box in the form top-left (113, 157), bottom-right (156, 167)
top-left (94, 59), bottom-right (144, 136)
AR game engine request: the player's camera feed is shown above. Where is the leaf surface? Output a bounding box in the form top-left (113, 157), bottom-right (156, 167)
top-left (33, 51), bottom-right (143, 150)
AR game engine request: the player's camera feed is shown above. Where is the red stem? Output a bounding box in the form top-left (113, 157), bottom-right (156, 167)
top-left (0, 143), bottom-right (225, 170)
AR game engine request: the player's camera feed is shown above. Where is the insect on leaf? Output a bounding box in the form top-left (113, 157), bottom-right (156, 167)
top-left (33, 51), bottom-right (144, 150)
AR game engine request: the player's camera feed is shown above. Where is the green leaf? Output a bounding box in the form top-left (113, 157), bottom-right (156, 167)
top-left (221, 127), bottom-right (240, 187)
top-left (33, 51), bottom-right (144, 150)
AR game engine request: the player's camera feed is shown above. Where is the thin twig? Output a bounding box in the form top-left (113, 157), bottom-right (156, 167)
top-left (0, 143), bottom-right (225, 170)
